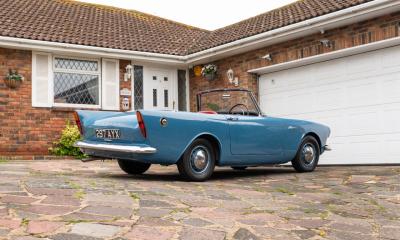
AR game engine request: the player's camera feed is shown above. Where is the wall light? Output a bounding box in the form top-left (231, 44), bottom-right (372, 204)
top-left (320, 39), bottom-right (333, 48)
top-left (227, 68), bottom-right (234, 82)
top-left (124, 64), bottom-right (133, 82)
top-left (227, 68), bottom-right (238, 86)
top-left (262, 53), bottom-right (273, 61)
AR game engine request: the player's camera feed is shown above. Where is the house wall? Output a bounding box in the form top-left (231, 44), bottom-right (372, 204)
top-left (0, 47), bottom-right (131, 158)
top-left (189, 12), bottom-right (400, 111)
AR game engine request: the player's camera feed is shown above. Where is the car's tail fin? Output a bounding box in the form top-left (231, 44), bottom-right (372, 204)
top-left (73, 111), bottom-right (83, 135)
top-left (136, 111), bottom-right (147, 138)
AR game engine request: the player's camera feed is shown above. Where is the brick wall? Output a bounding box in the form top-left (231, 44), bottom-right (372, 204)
top-left (189, 12), bottom-right (400, 111)
top-left (119, 60), bottom-right (132, 111)
top-left (0, 48), bottom-right (130, 158)
top-left (0, 48), bottom-right (74, 158)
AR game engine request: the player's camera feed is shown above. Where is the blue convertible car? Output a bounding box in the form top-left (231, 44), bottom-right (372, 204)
top-left (74, 89), bottom-right (330, 181)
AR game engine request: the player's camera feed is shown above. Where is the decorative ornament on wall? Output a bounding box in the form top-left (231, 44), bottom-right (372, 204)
top-left (193, 65), bottom-right (203, 77)
top-left (4, 69), bottom-right (24, 89)
top-left (201, 64), bottom-right (217, 81)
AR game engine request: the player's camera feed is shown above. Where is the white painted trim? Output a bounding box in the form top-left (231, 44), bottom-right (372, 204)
top-left (53, 103), bottom-right (101, 109)
top-left (101, 58), bottom-right (120, 111)
top-left (249, 36), bottom-right (400, 75)
top-left (0, 0), bottom-right (398, 65)
top-left (186, 0), bottom-right (400, 63)
top-left (0, 36), bottom-right (185, 65)
top-left (32, 52), bottom-right (53, 107)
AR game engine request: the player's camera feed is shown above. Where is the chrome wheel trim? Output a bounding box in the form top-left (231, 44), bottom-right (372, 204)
top-left (189, 145), bottom-right (210, 174)
top-left (301, 143), bottom-right (316, 165)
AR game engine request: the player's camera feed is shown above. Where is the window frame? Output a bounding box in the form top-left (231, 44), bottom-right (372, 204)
top-left (52, 55), bottom-right (102, 109)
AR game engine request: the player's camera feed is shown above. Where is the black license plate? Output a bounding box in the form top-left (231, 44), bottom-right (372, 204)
top-left (95, 129), bottom-right (121, 139)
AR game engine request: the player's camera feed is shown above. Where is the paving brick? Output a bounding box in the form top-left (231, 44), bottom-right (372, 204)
top-left (0, 219), bottom-right (21, 229)
top-left (23, 205), bottom-right (77, 215)
top-left (0, 161), bottom-right (398, 240)
top-left (27, 221), bottom-right (64, 234)
top-left (0, 195), bottom-right (38, 204)
top-left (79, 206), bottom-right (132, 218)
top-left (124, 226), bottom-right (175, 240)
top-left (179, 227), bottom-right (226, 240)
top-left (70, 223), bottom-right (121, 238)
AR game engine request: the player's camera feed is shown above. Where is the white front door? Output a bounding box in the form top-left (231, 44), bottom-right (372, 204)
top-left (146, 69), bottom-right (175, 110)
top-left (259, 45), bottom-right (400, 165)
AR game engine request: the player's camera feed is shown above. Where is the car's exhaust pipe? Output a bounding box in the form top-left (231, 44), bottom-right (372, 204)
top-left (324, 145), bottom-right (332, 151)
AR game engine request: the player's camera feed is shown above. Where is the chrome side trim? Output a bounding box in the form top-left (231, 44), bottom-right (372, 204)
top-left (74, 141), bottom-right (157, 154)
top-left (324, 145), bottom-right (332, 151)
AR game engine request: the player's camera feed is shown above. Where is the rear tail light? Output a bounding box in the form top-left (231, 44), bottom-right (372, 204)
top-left (73, 112), bottom-right (83, 135)
top-left (136, 111), bottom-right (147, 138)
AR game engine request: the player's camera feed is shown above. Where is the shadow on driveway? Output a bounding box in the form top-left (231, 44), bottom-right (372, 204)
top-left (108, 166), bottom-right (297, 182)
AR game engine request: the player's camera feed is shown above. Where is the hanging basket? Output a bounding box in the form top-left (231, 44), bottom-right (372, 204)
top-left (204, 72), bottom-right (216, 81)
top-left (4, 78), bottom-right (22, 89)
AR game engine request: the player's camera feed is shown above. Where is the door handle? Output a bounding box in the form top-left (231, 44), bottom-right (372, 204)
top-left (227, 117), bottom-right (239, 121)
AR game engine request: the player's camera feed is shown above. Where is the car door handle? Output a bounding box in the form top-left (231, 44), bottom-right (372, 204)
top-left (227, 117), bottom-right (239, 121)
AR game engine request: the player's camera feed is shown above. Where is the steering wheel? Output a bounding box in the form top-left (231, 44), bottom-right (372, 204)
top-left (228, 104), bottom-right (249, 116)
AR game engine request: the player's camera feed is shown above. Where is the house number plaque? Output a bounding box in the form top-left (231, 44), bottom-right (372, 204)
top-left (120, 88), bottom-right (132, 96)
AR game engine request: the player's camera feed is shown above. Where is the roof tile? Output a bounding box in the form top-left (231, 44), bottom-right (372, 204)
top-left (0, 0), bottom-right (373, 55)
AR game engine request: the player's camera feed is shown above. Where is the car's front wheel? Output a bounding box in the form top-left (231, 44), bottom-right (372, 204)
top-left (177, 139), bottom-right (216, 181)
top-left (291, 136), bottom-right (320, 172)
top-left (117, 159), bottom-right (151, 175)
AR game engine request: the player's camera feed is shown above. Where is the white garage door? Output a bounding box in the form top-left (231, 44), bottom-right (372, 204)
top-left (260, 45), bottom-right (400, 164)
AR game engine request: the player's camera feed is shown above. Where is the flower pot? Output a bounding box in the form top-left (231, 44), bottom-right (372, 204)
top-left (205, 72), bottom-right (216, 81)
top-left (4, 78), bottom-right (22, 89)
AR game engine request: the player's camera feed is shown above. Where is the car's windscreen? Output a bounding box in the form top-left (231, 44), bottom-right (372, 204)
top-left (199, 91), bottom-right (259, 116)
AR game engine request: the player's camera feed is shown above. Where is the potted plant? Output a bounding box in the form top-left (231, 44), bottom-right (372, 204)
top-left (4, 69), bottom-right (24, 89)
top-left (202, 64), bottom-right (217, 81)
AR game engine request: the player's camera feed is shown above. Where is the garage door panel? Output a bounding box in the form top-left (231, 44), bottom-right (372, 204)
top-left (259, 45), bottom-right (400, 164)
top-left (381, 47), bottom-right (400, 69)
top-left (313, 59), bottom-right (346, 80)
top-left (347, 80), bottom-right (377, 107)
top-left (345, 54), bottom-right (378, 75)
top-left (386, 136), bottom-right (400, 156)
top-left (348, 111), bottom-right (379, 136)
top-left (316, 87), bottom-right (343, 110)
top-left (382, 74), bottom-right (400, 102)
top-left (383, 107), bottom-right (400, 132)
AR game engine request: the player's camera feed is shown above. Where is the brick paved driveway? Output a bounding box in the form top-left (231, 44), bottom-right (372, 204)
top-left (0, 160), bottom-right (398, 240)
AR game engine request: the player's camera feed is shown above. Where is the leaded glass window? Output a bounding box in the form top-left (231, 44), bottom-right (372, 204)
top-left (53, 57), bottom-right (100, 106)
top-left (133, 65), bottom-right (144, 110)
top-left (178, 70), bottom-right (187, 111)
top-left (164, 89), bottom-right (168, 107)
top-left (153, 89), bottom-right (157, 107)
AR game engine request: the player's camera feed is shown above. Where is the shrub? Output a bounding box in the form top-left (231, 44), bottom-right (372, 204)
top-left (49, 121), bottom-right (86, 159)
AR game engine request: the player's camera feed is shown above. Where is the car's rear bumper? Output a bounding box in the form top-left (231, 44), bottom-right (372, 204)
top-left (74, 141), bottom-right (157, 154)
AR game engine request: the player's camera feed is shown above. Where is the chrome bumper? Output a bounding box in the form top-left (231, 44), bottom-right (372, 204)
top-left (74, 141), bottom-right (157, 154)
top-left (324, 145), bottom-right (332, 151)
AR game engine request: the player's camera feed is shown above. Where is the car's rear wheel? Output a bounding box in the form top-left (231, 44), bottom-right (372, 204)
top-left (117, 159), bottom-right (151, 175)
top-left (177, 139), bottom-right (215, 181)
top-left (231, 166), bottom-right (247, 171)
top-left (291, 136), bottom-right (320, 172)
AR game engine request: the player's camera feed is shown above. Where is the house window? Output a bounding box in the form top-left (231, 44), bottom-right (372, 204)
top-left (153, 89), bottom-right (157, 107)
top-left (53, 57), bottom-right (101, 107)
top-left (164, 89), bottom-right (168, 107)
top-left (133, 65), bottom-right (144, 110)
